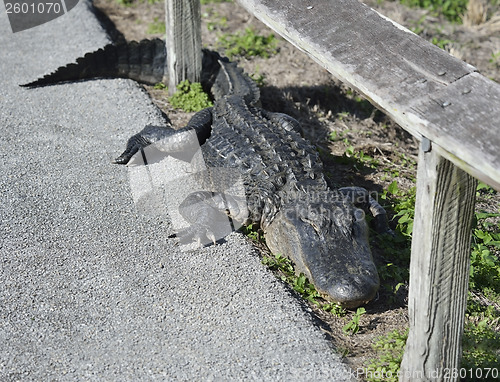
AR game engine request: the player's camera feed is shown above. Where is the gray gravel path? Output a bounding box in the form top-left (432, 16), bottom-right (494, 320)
top-left (0, 2), bottom-right (354, 380)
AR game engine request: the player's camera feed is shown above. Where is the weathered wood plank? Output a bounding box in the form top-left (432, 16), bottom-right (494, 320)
top-left (164, 0), bottom-right (202, 94)
top-left (411, 73), bottom-right (500, 190)
top-left (399, 141), bottom-right (477, 381)
top-left (235, 0), bottom-right (500, 190)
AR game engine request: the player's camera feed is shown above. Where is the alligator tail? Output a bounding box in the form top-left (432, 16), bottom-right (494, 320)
top-left (21, 38), bottom-right (167, 88)
top-left (212, 60), bottom-right (260, 106)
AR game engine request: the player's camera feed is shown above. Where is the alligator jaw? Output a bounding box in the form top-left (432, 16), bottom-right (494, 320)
top-left (264, 201), bottom-right (380, 309)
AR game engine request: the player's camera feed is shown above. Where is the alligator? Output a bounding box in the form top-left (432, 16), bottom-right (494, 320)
top-left (22, 38), bottom-right (391, 308)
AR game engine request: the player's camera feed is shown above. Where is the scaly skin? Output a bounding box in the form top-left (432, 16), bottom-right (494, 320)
top-left (114, 60), bottom-right (390, 308)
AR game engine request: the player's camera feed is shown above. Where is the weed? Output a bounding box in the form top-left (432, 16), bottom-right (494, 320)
top-left (364, 317), bottom-right (500, 381)
top-left (207, 14), bottom-right (228, 31)
top-left (250, 72), bottom-right (266, 87)
top-left (367, 181), bottom-right (499, 376)
top-left (470, 210), bottom-right (500, 295)
top-left (261, 254), bottom-right (320, 303)
top-left (217, 28), bottom-right (278, 59)
top-left (293, 273), bottom-right (321, 303)
top-left (400, 0), bottom-right (468, 23)
top-left (342, 307), bottom-right (366, 335)
top-left (364, 329), bottom-right (408, 382)
top-left (261, 253), bottom-right (346, 314)
top-left (490, 51), bottom-right (500, 66)
top-left (147, 17), bottom-right (166, 35)
top-left (328, 130), bottom-right (344, 142)
top-left (355, 150), bottom-right (379, 169)
top-left (153, 82), bottom-right (167, 90)
top-left (462, 318), bottom-right (500, 379)
top-left (169, 80), bottom-right (213, 112)
top-left (336, 111), bottom-right (351, 120)
top-left (241, 223), bottom-right (265, 243)
top-left (334, 145), bottom-right (380, 171)
top-left (382, 181), bottom-right (416, 238)
top-left (431, 36), bottom-right (453, 50)
top-left (411, 25), bottom-right (424, 35)
top-left (376, 181), bottom-right (415, 301)
top-left (477, 182), bottom-right (497, 198)
top-left (321, 302), bottom-right (347, 317)
top-left (261, 253), bottom-right (294, 278)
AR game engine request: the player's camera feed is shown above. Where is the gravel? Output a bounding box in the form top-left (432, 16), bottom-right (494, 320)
top-left (0, 2), bottom-right (354, 380)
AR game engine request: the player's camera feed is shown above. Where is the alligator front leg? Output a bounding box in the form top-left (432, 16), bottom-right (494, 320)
top-left (339, 186), bottom-right (394, 235)
top-left (260, 110), bottom-right (302, 133)
top-left (176, 191), bottom-right (242, 246)
top-left (113, 107), bottom-right (213, 165)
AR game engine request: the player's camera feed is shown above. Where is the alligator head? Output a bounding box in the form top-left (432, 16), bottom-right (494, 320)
top-left (264, 196), bottom-right (379, 309)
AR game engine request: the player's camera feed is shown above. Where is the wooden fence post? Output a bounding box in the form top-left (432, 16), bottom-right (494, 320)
top-left (164, 0), bottom-right (202, 95)
top-left (399, 138), bottom-right (477, 382)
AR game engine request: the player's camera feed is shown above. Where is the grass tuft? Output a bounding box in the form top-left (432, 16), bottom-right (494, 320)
top-left (169, 80), bottom-right (213, 112)
top-left (400, 0), bottom-right (468, 23)
top-left (217, 28), bottom-right (278, 59)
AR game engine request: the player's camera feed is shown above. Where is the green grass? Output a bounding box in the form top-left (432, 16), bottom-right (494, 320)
top-left (331, 144), bottom-right (381, 172)
top-left (261, 253), bottom-right (346, 316)
top-left (431, 36), bottom-right (453, 50)
top-left (153, 82), bottom-right (167, 90)
top-left (462, 315), bottom-right (500, 380)
top-left (343, 307), bottom-right (366, 335)
top-left (376, 182), bottom-right (415, 303)
top-left (365, 329), bottom-right (408, 382)
top-left (147, 17), bottom-right (166, 35)
top-left (169, 80), bottom-right (213, 112)
top-left (241, 223), bottom-right (265, 243)
top-left (491, 52), bottom-right (500, 66)
top-left (261, 253), bottom-right (321, 304)
top-left (400, 0), bottom-right (468, 23)
top-left (207, 15), bottom-right (228, 31)
top-left (217, 28), bottom-right (278, 59)
top-left (250, 72), bottom-right (266, 87)
top-left (470, 212), bottom-right (500, 293)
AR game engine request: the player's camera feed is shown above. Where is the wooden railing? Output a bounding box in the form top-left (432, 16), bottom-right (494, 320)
top-left (165, 0), bottom-right (500, 380)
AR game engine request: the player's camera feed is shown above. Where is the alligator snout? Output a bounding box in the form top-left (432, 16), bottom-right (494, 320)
top-left (327, 272), bottom-right (380, 309)
top-left (265, 201), bottom-right (380, 308)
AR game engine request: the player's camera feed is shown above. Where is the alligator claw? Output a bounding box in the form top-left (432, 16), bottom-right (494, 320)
top-left (206, 230), bottom-right (217, 246)
top-left (176, 225), bottom-right (218, 247)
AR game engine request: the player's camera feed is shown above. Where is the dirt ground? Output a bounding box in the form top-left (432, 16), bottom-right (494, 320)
top-left (92, 0), bottom-right (500, 376)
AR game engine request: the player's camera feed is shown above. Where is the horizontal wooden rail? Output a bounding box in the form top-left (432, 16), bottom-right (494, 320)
top-left (236, 0), bottom-right (500, 191)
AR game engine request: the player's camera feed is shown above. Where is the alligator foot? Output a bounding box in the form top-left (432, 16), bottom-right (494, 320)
top-left (113, 125), bottom-right (176, 164)
top-left (260, 110), bottom-right (302, 133)
top-left (175, 224), bottom-right (217, 247)
top-left (176, 191), bottom-right (240, 246)
top-left (339, 187), bottom-right (394, 235)
top-left (114, 108), bottom-right (213, 165)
